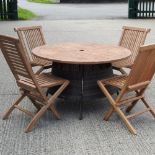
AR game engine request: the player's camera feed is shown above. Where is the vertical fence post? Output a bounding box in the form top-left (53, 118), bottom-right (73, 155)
top-left (12, 0), bottom-right (18, 20)
top-left (8, 0), bottom-right (18, 20)
top-left (0, 0), bottom-right (18, 20)
top-left (3, 0), bottom-right (7, 19)
top-left (0, 0), bottom-right (3, 19)
top-left (128, 0), bottom-right (138, 18)
top-left (129, 0), bottom-right (155, 18)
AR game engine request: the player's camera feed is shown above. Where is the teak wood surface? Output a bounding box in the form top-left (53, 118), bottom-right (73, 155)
top-left (0, 35), bottom-right (69, 133)
top-left (112, 26), bottom-right (150, 74)
top-left (32, 43), bottom-right (131, 65)
top-left (14, 26), bottom-right (52, 74)
top-left (97, 43), bottom-right (155, 135)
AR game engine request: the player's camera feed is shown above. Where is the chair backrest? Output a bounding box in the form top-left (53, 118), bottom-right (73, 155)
top-left (126, 44), bottom-right (155, 89)
top-left (118, 26), bottom-right (150, 66)
top-left (14, 26), bottom-right (46, 61)
top-left (0, 35), bottom-right (40, 91)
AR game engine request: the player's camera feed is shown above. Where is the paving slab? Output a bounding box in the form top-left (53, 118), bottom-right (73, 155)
top-left (0, 19), bottom-right (155, 155)
top-left (0, 19), bottom-right (155, 43)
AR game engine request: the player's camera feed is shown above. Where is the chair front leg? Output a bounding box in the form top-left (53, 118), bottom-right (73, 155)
top-left (25, 101), bottom-right (53, 133)
top-left (114, 106), bottom-right (137, 135)
top-left (28, 96), bottom-right (42, 111)
top-left (3, 93), bottom-right (26, 120)
top-left (97, 81), bottom-right (137, 134)
top-left (25, 81), bottom-right (69, 132)
top-left (25, 96), bottom-right (60, 132)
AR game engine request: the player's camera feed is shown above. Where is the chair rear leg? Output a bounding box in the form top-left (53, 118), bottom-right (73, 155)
top-left (104, 107), bottom-right (114, 121)
top-left (126, 90), bottom-right (142, 113)
top-left (28, 97), bottom-right (41, 111)
top-left (3, 94), bottom-right (25, 120)
top-left (119, 68), bottom-right (127, 75)
top-left (36, 66), bottom-right (44, 74)
top-left (49, 105), bottom-right (60, 120)
top-left (126, 101), bottom-right (138, 113)
top-left (141, 98), bottom-right (155, 118)
top-left (112, 66), bottom-right (127, 75)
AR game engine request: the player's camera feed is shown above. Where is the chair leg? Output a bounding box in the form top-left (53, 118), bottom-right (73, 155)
top-left (126, 90), bottom-right (145, 113)
top-left (28, 97), bottom-right (41, 111)
top-left (126, 101), bottom-right (138, 113)
top-left (25, 98), bottom-right (60, 132)
top-left (49, 105), bottom-right (60, 120)
top-left (25, 81), bottom-right (69, 132)
top-left (112, 66), bottom-right (127, 75)
top-left (119, 68), bottom-right (127, 75)
top-left (104, 107), bottom-right (114, 121)
top-left (104, 101), bottom-right (137, 134)
top-left (97, 81), bottom-right (137, 134)
top-left (141, 98), bottom-right (155, 118)
top-left (36, 66), bottom-right (44, 74)
top-left (48, 81), bottom-right (69, 119)
top-left (3, 94), bottom-right (25, 120)
top-left (114, 106), bottom-right (137, 135)
top-left (25, 103), bottom-right (52, 133)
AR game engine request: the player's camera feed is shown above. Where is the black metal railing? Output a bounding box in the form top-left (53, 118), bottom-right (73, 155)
top-left (129, 0), bottom-right (155, 18)
top-left (0, 0), bottom-right (18, 20)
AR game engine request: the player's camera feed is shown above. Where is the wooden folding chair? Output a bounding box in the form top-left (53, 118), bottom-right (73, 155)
top-left (112, 26), bottom-right (150, 74)
top-left (98, 44), bottom-right (155, 134)
top-left (14, 26), bottom-right (52, 74)
top-left (0, 35), bottom-right (69, 132)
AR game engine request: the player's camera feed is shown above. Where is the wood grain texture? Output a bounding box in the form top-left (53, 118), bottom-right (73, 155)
top-left (97, 43), bottom-right (155, 134)
top-left (14, 26), bottom-right (52, 74)
top-left (0, 35), bottom-right (69, 133)
top-left (113, 26), bottom-right (150, 69)
top-left (32, 43), bottom-right (131, 64)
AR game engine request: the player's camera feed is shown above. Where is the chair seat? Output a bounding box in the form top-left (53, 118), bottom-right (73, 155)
top-left (100, 75), bottom-right (128, 89)
top-left (19, 73), bottom-right (67, 89)
top-left (31, 57), bottom-right (52, 67)
top-left (35, 73), bottom-right (66, 87)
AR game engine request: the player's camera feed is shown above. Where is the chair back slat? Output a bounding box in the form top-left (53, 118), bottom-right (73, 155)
top-left (127, 44), bottom-right (155, 86)
top-left (0, 35), bottom-right (36, 86)
top-left (14, 26), bottom-right (46, 61)
top-left (114, 26), bottom-right (150, 67)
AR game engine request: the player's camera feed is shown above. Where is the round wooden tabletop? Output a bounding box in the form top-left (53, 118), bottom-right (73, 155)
top-left (32, 43), bottom-right (131, 64)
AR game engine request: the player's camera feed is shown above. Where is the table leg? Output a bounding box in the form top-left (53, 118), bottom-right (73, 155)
top-left (79, 65), bottom-right (84, 120)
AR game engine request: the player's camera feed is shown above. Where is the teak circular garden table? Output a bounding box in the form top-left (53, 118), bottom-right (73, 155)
top-left (32, 43), bottom-right (131, 119)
